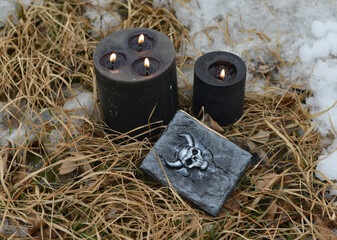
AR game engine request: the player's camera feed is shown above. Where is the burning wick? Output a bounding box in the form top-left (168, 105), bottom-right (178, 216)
top-left (138, 57), bottom-right (156, 76)
top-left (138, 34), bottom-right (145, 50)
top-left (133, 33), bottom-right (151, 52)
top-left (110, 53), bottom-right (117, 69)
top-left (144, 57), bottom-right (150, 76)
top-left (219, 69), bottom-right (225, 80)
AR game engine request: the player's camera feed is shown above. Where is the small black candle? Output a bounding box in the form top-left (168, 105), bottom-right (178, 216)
top-left (193, 51), bottom-right (246, 126)
top-left (93, 28), bottom-right (178, 136)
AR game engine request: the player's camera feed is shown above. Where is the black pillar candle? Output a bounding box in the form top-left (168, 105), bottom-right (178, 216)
top-left (193, 51), bottom-right (246, 126)
top-left (93, 28), bottom-right (178, 136)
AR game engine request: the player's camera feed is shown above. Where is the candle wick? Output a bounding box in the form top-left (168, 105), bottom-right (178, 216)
top-left (111, 62), bottom-right (114, 70)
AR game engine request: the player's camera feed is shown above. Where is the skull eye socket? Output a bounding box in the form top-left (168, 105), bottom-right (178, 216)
top-left (192, 149), bottom-right (198, 155)
top-left (186, 158), bottom-right (192, 165)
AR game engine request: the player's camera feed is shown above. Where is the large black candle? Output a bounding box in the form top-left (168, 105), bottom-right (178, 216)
top-left (93, 28), bottom-right (178, 136)
top-left (193, 51), bottom-right (246, 126)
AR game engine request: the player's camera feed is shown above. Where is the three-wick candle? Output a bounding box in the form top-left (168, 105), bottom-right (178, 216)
top-left (93, 28), bottom-right (178, 136)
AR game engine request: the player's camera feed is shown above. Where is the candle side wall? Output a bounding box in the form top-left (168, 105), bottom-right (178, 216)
top-left (95, 60), bottom-right (178, 134)
top-left (193, 73), bottom-right (246, 126)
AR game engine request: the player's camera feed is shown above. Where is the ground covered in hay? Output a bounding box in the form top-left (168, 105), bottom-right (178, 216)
top-left (0, 0), bottom-right (336, 239)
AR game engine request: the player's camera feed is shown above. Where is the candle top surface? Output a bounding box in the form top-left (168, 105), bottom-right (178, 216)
top-left (194, 51), bottom-right (246, 87)
top-left (93, 28), bottom-right (176, 83)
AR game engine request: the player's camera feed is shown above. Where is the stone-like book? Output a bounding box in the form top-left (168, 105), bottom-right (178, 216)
top-left (140, 110), bottom-right (252, 216)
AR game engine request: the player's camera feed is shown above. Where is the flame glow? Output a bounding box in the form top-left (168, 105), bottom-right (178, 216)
top-left (110, 53), bottom-right (116, 62)
top-left (144, 58), bottom-right (150, 68)
top-left (220, 69), bottom-right (225, 79)
top-left (138, 34), bottom-right (145, 44)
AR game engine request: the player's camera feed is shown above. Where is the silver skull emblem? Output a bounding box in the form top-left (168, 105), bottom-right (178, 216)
top-left (165, 134), bottom-right (209, 172)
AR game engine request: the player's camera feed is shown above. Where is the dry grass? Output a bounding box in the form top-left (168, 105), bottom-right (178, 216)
top-left (0, 0), bottom-right (336, 239)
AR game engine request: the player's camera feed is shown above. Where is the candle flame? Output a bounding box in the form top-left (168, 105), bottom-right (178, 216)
top-left (110, 53), bottom-right (116, 62)
top-left (138, 34), bottom-right (145, 44)
top-left (220, 69), bottom-right (225, 79)
top-left (144, 58), bottom-right (150, 68)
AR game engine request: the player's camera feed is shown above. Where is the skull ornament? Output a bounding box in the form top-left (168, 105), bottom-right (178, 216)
top-left (164, 134), bottom-right (209, 173)
top-left (177, 143), bottom-right (208, 170)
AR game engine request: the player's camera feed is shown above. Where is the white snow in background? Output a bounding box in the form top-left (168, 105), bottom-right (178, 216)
top-left (333, 229), bottom-right (337, 236)
top-left (63, 91), bottom-right (95, 115)
top-left (45, 128), bottom-right (64, 153)
top-left (311, 20), bottom-right (337, 38)
top-left (299, 21), bottom-right (337, 191)
top-left (0, 84), bottom-right (97, 148)
top-left (300, 25), bottom-right (337, 63)
top-left (306, 59), bottom-right (337, 135)
top-left (84, 0), bottom-right (120, 37)
top-left (0, 126), bottom-right (31, 146)
top-left (0, 102), bottom-right (12, 125)
top-left (0, 0), bottom-right (32, 26)
top-left (152, 0), bottom-right (337, 93)
top-left (0, 1), bottom-right (16, 26)
top-left (316, 145), bottom-right (337, 181)
top-left (0, 101), bottom-right (29, 146)
top-left (63, 86), bottom-right (98, 120)
top-left (152, 0), bottom-right (170, 8)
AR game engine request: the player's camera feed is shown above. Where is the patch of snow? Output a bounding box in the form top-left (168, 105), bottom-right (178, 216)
top-left (300, 31), bottom-right (337, 63)
top-left (171, 0), bottom-right (323, 58)
top-left (0, 1), bottom-right (18, 26)
top-left (0, 0), bottom-right (32, 26)
top-left (0, 102), bottom-right (14, 126)
top-left (306, 59), bottom-right (337, 135)
top-left (39, 109), bottom-right (58, 125)
top-left (316, 144), bottom-right (337, 181)
top-left (312, 20), bottom-right (337, 38)
top-left (63, 88), bottom-right (97, 120)
top-left (202, 224), bottom-right (215, 234)
top-left (152, 0), bottom-right (170, 8)
top-left (0, 125), bottom-right (31, 146)
top-left (333, 229), bottom-right (337, 236)
top-left (24, 107), bottom-right (59, 130)
top-left (299, 21), bottom-right (337, 191)
top-left (84, 0), bottom-right (120, 37)
top-left (61, 85), bottom-right (99, 127)
top-left (163, 0), bottom-right (337, 92)
top-left (329, 184), bottom-right (337, 197)
top-left (0, 101), bottom-right (31, 147)
top-left (45, 128), bottom-right (64, 153)
top-left (63, 91), bottom-right (95, 114)
top-left (45, 126), bottom-right (80, 154)
top-left (0, 217), bottom-right (28, 238)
